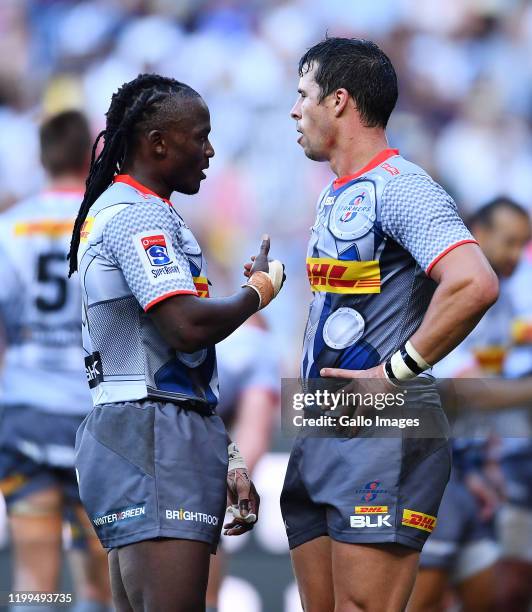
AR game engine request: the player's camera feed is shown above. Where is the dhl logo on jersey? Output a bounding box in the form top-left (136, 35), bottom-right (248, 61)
top-left (401, 509), bottom-right (436, 533)
top-left (472, 345), bottom-right (507, 375)
top-left (193, 276), bottom-right (209, 298)
top-left (15, 220), bottom-right (74, 238)
top-left (354, 506), bottom-right (389, 514)
top-left (512, 318), bottom-right (532, 345)
top-left (80, 217), bottom-right (95, 242)
top-left (306, 257), bottom-right (380, 294)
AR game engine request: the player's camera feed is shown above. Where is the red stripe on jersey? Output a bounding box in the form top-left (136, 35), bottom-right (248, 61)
top-left (114, 174), bottom-right (173, 206)
top-left (144, 290), bottom-right (198, 312)
top-left (333, 149), bottom-right (400, 190)
top-left (426, 240), bottom-right (479, 277)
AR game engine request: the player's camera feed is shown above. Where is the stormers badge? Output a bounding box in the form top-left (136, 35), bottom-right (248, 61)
top-left (329, 183), bottom-right (376, 240)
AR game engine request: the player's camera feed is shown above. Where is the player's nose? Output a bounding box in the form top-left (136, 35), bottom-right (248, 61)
top-left (290, 100), bottom-right (301, 120)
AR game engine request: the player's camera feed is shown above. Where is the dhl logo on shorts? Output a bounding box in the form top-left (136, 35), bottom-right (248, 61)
top-left (306, 257), bottom-right (380, 294)
top-left (193, 276), bottom-right (209, 298)
top-left (15, 220), bottom-right (74, 238)
top-left (80, 217), bottom-right (95, 242)
top-left (512, 318), bottom-right (532, 345)
top-left (472, 345), bottom-right (507, 375)
top-left (401, 509), bottom-right (436, 533)
top-left (355, 506), bottom-right (389, 514)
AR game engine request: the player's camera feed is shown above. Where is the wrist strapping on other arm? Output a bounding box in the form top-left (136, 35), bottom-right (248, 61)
top-left (384, 340), bottom-right (432, 382)
top-left (228, 442), bottom-right (248, 472)
top-left (242, 260), bottom-right (284, 310)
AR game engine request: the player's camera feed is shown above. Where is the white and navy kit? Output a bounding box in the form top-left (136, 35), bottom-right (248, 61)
top-left (0, 189), bottom-right (89, 505)
top-left (78, 174), bottom-right (216, 408)
top-left (281, 149), bottom-right (475, 551)
top-left (75, 175), bottom-right (227, 549)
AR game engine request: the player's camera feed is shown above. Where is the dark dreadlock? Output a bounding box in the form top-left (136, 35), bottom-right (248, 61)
top-left (68, 73), bottom-right (199, 276)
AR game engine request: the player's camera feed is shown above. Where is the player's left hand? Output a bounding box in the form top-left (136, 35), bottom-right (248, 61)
top-left (320, 363), bottom-right (390, 382)
top-left (224, 468), bottom-right (260, 536)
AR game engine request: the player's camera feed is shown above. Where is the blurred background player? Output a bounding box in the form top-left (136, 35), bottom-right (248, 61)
top-left (206, 312), bottom-right (280, 610)
top-left (409, 196), bottom-right (532, 612)
top-left (497, 233), bottom-right (532, 611)
top-left (0, 110), bottom-right (111, 612)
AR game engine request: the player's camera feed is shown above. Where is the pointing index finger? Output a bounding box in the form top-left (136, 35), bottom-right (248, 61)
top-left (259, 234), bottom-right (270, 257)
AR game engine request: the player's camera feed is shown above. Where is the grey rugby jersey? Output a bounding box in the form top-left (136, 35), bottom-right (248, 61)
top-left (78, 175), bottom-right (217, 407)
top-left (303, 149), bottom-right (476, 380)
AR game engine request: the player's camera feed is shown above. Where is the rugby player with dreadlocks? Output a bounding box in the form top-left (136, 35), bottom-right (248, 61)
top-left (69, 74), bottom-right (284, 612)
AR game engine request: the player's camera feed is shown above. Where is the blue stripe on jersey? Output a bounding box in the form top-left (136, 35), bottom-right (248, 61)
top-left (154, 348), bottom-right (217, 406)
top-left (337, 340), bottom-right (380, 371)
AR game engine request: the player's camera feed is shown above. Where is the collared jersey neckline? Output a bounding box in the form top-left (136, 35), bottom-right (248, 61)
top-left (113, 174), bottom-right (172, 206)
top-left (333, 148), bottom-right (400, 190)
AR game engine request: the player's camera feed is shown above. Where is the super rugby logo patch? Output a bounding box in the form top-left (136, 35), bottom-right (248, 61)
top-left (141, 234), bottom-right (173, 266)
top-left (134, 230), bottom-right (182, 285)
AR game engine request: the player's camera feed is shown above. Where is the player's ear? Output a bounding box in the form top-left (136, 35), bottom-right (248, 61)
top-left (147, 129), bottom-right (166, 158)
top-left (333, 88), bottom-right (350, 117)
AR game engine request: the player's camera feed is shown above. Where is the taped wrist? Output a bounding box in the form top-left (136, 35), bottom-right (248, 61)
top-left (242, 260), bottom-right (284, 310)
top-left (228, 441), bottom-right (248, 472)
top-left (384, 340), bottom-right (431, 382)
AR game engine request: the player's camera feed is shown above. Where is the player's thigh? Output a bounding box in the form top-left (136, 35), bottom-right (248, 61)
top-left (9, 486), bottom-right (64, 591)
top-left (290, 536), bottom-right (334, 612)
top-left (456, 565), bottom-right (497, 612)
top-left (108, 548), bottom-right (134, 612)
top-left (117, 538), bottom-right (212, 612)
top-left (332, 541), bottom-right (419, 612)
top-left (407, 568), bottom-right (450, 612)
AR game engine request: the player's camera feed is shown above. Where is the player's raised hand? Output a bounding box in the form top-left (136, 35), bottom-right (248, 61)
top-left (242, 234), bottom-right (286, 309)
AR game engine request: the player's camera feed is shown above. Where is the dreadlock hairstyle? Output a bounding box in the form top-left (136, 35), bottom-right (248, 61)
top-left (68, 73), bottom-right (199, 276)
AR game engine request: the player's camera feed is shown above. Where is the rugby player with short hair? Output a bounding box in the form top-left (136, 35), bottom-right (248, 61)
top-left (68, 74), bottom-right (284, 612)
top-left (0, 111), bottom-right (111, 612)
top-left (410, 197), bottom-right (532, 612)
top-left (282, 37), bottom-right (499, 611)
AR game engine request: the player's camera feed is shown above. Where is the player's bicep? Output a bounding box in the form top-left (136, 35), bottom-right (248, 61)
top-left (381, 174), bottom-right (477, 277)
top-left (103, 206), bottom-right (197, 311)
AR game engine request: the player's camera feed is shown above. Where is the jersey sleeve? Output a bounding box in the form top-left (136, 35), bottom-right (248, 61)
top-left (102, 202), bottom-right (197, 311)
top-left (380, 174), bottom-right (477, 276)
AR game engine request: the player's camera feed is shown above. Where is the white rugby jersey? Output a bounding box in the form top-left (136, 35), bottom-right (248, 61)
top-left (0, 189), bottom-right (90, 415)
top-left (78, 175), bottom-right (217, 407)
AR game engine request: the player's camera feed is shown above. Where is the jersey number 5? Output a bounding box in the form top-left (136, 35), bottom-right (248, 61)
top-left (36, 252), bottom-right (68, 312)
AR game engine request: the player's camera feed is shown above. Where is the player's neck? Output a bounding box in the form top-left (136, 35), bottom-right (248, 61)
top-left (329, 129), bottom-right (389, 179)
top-left (120, 165), bottom-right (172, 200)
top-left (47, 174), bottom-right (86, 192)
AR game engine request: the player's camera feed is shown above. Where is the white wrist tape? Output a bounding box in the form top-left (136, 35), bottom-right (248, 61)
top-left (228, 442), bottom-right (248, 472)
top-left (385, 341), bottom-right (431, 381)
top-left (243, 260), bottom-right (284, 310)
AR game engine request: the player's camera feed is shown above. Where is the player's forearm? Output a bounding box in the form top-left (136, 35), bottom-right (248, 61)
top-left (410, 274), bottom-right (498, 366)
top-left (150, 288), bottom-right (259, 352)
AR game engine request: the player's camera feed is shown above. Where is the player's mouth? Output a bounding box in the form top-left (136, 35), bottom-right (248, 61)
top-left (296, 129), bottom-right (304, 144)
top-left (200, 164), bottom-right (209, 180)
